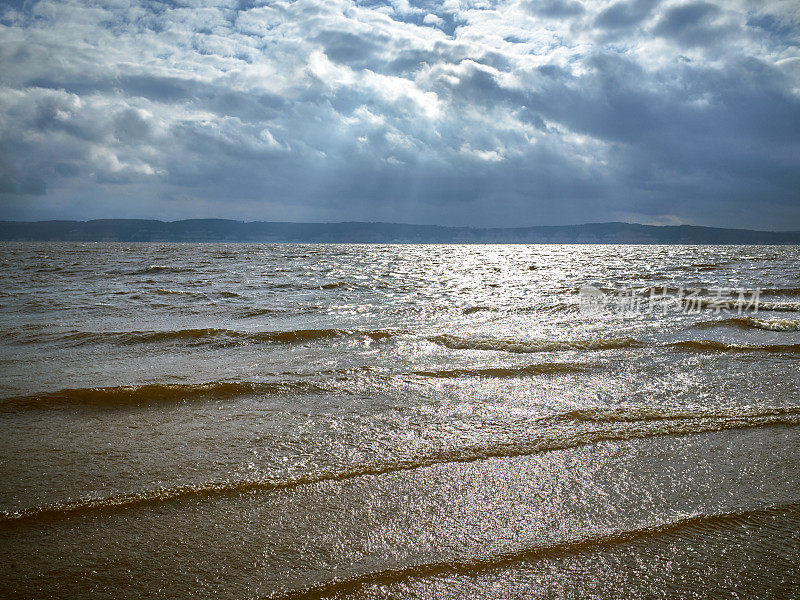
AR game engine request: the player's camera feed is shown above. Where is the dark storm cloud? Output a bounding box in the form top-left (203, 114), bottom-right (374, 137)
top-left (0, 0), bottom-right (798, 228)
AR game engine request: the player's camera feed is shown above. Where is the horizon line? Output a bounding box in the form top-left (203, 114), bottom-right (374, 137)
top-left (2, 218), bottom-right (799, 234)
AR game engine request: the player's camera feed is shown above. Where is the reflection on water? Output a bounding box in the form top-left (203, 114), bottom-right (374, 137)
top-left (0, 243), bottom-right (798, 598)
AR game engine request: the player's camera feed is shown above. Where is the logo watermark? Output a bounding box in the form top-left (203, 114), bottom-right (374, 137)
top-left (578, 286), bottom-right (761, 315)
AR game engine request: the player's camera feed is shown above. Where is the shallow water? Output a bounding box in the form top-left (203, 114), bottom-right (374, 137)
top-left (1, 243), bottom-right (798, 598)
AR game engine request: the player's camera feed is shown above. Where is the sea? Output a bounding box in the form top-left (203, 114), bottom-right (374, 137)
top-left (0, 242), bottom-right (799, 599)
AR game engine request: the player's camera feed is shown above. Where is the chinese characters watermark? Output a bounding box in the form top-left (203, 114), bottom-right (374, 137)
top-left (578, 286), bottom-right (761, 315)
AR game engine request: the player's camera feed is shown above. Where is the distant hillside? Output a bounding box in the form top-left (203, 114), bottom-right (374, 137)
top-left (1, 219), bottom-right (799, 244)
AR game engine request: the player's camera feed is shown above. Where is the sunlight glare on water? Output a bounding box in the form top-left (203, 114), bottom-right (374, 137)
top-left (0, 243), bottom-right (799, 599)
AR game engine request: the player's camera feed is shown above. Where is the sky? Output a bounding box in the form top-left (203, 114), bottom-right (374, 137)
top-left (0, 0), bottom-right (799, 229)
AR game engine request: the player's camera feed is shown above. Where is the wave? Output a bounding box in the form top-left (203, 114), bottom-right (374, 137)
top-left (737, 253), bottom-right (783, 262)
top-left (759, 288), bottom-right (800, 297)
top-left (129, 265), bottom-right (197, 275)
top-left (462, 306), bottom-right (496, 315)
top-left (3, 405), bottom-right (797, 526)
top-left (688, 262), bottom-right (731, 272)
top-left (636, 286), bottom-right (722, 297)
top-left (690, 262), bottom-right (729, 268)
top-left (152, 289), bottom-right (208, 299)
top-left (246, 281), bottom-right (362, 292)
top-left (273, 503), bottom-right (800, 600)
top-left (758, 301), bottom-right (800, 312)
top-left (4, 327), bottom-right (403, 347)
top-left (668, 340), bottom-right (800, 353)
top-left (0, 380), bottom-right (332, 412)
top-left (412, 363), bottom-right (591, 378)
top-left (692, 317), bottom-right (800, 332)
top-left (551, 404), bottom-right (800, 423)
top-left (235, 307), bottom-right (285, 317)
top-left (684, 298), bottom-right (800, 312)
top-left (662, 262), bottom-right (733, 272)
top-left (516, 303), bottom-right (576, 315)
top-left (428, 334), bottom-right (643, 353)
top-left (236, 305), bottom-right (324, 318)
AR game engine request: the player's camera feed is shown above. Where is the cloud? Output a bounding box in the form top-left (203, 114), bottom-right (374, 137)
top-left (652, 2), bottom-right (737, 47)
top-left (0, 172), bottom-right (46, 195)
top-left (595, 0), bottom-right (661, 30)
top-left (0, 0), bottom-right (798, 229)
top-left (523, 0), bottom-right (586, 19)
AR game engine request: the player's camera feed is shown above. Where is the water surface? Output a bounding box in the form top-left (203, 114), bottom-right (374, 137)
top-left (1, 243), bottom-right (798, 598)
